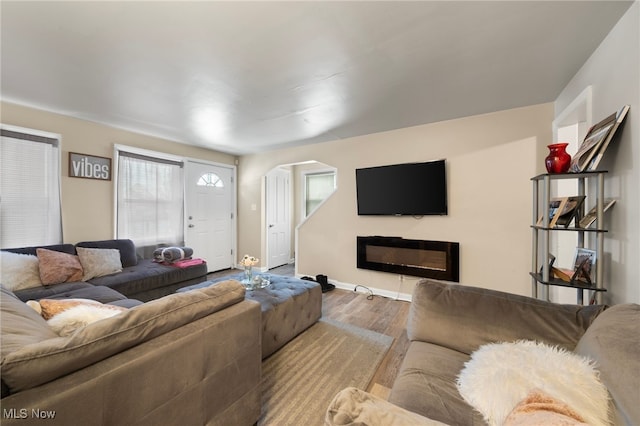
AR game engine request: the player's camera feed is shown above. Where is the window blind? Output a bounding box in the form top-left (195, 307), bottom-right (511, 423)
top-left (0, 127), bottom-right (62, 248)
top-left (116, 150), bottom-right (184, 249)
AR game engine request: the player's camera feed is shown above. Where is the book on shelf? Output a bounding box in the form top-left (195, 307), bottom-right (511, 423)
top-left (578, 200), bottom-right (616, 228)
top-left (537, 197), bottom-right (568, 228)
top-left (587, 105), bottom-right (630, 171)
top-left (569, 112), bottom-right (617, 173)
top-left (554, 195), bottom-right (586, 228)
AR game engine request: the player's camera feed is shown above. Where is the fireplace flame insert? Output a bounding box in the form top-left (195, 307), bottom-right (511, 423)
top-left (357, 236), bottom-right (459, 282)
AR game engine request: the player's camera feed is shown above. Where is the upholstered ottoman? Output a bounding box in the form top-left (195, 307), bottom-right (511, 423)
top-left (179, 274), bottom-right (322, 358)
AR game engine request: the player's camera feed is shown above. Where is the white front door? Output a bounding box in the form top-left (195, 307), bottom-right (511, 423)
top-left (185, 161), bottom-right (234, 272)
top-left (266, 168), bottom-right (291, 269)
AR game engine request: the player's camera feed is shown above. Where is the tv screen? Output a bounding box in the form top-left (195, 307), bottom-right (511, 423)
top-left (356, 160), bottom-right (447, 216)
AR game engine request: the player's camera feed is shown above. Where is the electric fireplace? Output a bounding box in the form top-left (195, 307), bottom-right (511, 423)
top-left (357, 236), bottom-right (459, 281)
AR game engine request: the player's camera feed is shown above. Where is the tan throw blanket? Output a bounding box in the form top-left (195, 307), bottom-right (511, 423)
top-left (504, 390), bottom-right (589, 426)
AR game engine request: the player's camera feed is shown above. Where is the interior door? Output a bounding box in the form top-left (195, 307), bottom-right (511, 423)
top-left (266, 168), bottom-right (291, 269)
top-left (185, 161), bottom-right (234, 272)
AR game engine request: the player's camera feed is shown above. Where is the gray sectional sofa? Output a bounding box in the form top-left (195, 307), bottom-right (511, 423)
top-left (1, 280), bottom-right (262, 425)
top-left (3, 239), bottom-right (208, 302)
top-left (327, 280), bottom-right (640, 426)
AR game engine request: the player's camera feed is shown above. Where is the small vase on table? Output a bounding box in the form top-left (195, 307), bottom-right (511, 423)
top-left (244, 265), bottom-right (253, 284)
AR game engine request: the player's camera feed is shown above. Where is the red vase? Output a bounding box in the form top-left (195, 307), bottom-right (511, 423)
top-left (545, 143), bottom-right (571, 173)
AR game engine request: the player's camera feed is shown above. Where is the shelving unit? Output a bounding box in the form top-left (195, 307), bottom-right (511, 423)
top-left (531, 171), bottom-right (608, 304)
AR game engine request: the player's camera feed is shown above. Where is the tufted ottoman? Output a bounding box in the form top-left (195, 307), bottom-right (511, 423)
top-left (178, 273), bottom-right (322, 358)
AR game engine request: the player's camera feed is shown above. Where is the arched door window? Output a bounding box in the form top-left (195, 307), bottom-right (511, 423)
top-left (197, 172), bottom-right (224, 188)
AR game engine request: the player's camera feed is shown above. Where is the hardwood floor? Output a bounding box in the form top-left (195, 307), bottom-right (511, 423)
top-left (321, 287), bottom-right (410, 392)
top-left (206, 264), bottom-right (410, 393)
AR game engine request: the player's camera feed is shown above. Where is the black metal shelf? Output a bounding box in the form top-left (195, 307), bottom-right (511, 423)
top-left (531, 170), bottom-right (608, 303)
top-left (531, 171), bottom-right (608, 181)
top-left (529, 273), bottom-right (607, 292)
top-left (530, 225), bottom-right (607, 233)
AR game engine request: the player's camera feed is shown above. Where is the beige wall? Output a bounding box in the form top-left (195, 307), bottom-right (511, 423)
top-left (1, 102), bottom-right (236, 244)
top-left (555, 2), bottom-right (639, 305)
top-left (239, 103), bottom-right (553, 297)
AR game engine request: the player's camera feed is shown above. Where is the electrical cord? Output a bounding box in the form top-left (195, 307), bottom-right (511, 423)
top-left (353, 284), bottom-right (374, 300)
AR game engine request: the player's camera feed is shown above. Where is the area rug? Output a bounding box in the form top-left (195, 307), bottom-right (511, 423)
top-left (259, 318), bottom-right (394, 426)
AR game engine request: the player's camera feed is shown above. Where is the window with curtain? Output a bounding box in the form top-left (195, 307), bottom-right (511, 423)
top-left (116, 150), bottom-right (184, 251)
top-left (305, 171), bottom-right (336, 217)
top-left (0, 126), bottom-right (62, 248)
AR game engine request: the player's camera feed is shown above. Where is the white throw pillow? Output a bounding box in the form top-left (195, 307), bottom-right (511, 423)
top-left (47, 304), bottom-right (125, 337)
top-left (456, 340), bottom-right (610, 426)
top-left (76, 247), bottom-right (123, 281)
top-left (1, 251), bottom-right (43, 291)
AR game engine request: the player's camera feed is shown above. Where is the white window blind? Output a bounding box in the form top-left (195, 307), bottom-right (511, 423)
top-left (305, 171), bottom-right (336, 216)
top-left (116, 150), bottom-right (184, 249)
top-left (0, 126), bottom-right (62, 248)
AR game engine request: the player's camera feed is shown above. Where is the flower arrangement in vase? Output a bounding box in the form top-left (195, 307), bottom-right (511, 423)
top-left (239, 254), bottom-right (260, 283)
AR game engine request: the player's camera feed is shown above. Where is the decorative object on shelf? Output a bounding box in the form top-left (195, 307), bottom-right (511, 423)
top-left (570, 105), bottom-right (629, 173)
top-left (536, 197), bottom-right (568, 228)
top-left (579, 200), bottom-right (616, 229)
top-left (572, 248), bottom-right (596, 283)
top-left (587, 105), bottom-right (629, 171)
top-left (554, 195), bottom-right (586, 228)
top-left (545, 143), bottom-right (572, 173)
top-left (239, 254), bottom-right (260, 285)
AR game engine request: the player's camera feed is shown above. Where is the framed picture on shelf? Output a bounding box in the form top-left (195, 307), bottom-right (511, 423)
top-left (587, 105), bottom-right (630, 171)
top-left (537, 197), bottom-right (568, 228)
top-left (569, 112), bottom-right (617, 173)
top-left (578, 200), bottom-right (616, 228)
top-left (554, 195), bottom-right (586, 228)
top-left (572, 248), bottom-right (596, 283)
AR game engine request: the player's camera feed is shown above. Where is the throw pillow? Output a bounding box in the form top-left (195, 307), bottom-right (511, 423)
top-left (76, 247), bottom-right (123, 281)
top-left (456, 340), bottom-right (610, 426)
top-left (0, 251), bottom-right (43, 291)
top-left (36, 248), bottom-right (84, 285)
top-left (26, 298), bottom-right (127, 336)
top-left (46, 304), bottom-right (127, 337)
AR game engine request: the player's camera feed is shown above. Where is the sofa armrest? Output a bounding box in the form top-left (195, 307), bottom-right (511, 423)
top-left (408, 280), bottom-right (605, 354)
top-left (326, 387), bottom-right (449, 426)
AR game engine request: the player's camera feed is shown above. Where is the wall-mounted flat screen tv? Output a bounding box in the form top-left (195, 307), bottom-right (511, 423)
top-left (356, 160), bottom-right (447, 216)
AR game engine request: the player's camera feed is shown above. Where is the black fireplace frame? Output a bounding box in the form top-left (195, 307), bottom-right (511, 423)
top-left (357, 236), bottom-right (460, 282)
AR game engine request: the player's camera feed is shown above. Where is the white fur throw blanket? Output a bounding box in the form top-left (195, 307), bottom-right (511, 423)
top-left (456, 340), bottom-right (610, 426)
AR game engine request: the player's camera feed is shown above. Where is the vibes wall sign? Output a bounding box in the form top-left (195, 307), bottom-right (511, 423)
top-left (68, 152), bottom-right (111, 181)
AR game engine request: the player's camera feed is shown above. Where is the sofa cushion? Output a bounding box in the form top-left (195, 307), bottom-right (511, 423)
top-left (408, 280), bottom-right (605, 354)
top-left (575, 303), bottom-right (640, 426)
top-left (388, 341), bottom-right (484, 425)
top-left (0, 286), bottom-right (58, 361)
top-left (0, 251), bottom-right (42, 291)
top-left (36, 248), bottom-right (84, 285)
top-left (76, 239), bottom-right (138, 267)
top-left (1, 279), bottom-right (246, 393)
top-left (87, 258), bottom-right (207, 298)
top-left (76, 247), bottom-right (123, 280)
top-left (13, 282), bottom-right (95, 302)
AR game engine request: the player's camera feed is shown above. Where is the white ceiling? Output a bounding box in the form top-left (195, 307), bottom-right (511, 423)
top-left (1, 1), bottom-right (632, 155)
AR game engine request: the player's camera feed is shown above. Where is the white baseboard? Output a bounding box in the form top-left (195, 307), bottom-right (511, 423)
top-left (295, 274), bottom-right (413, 302)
